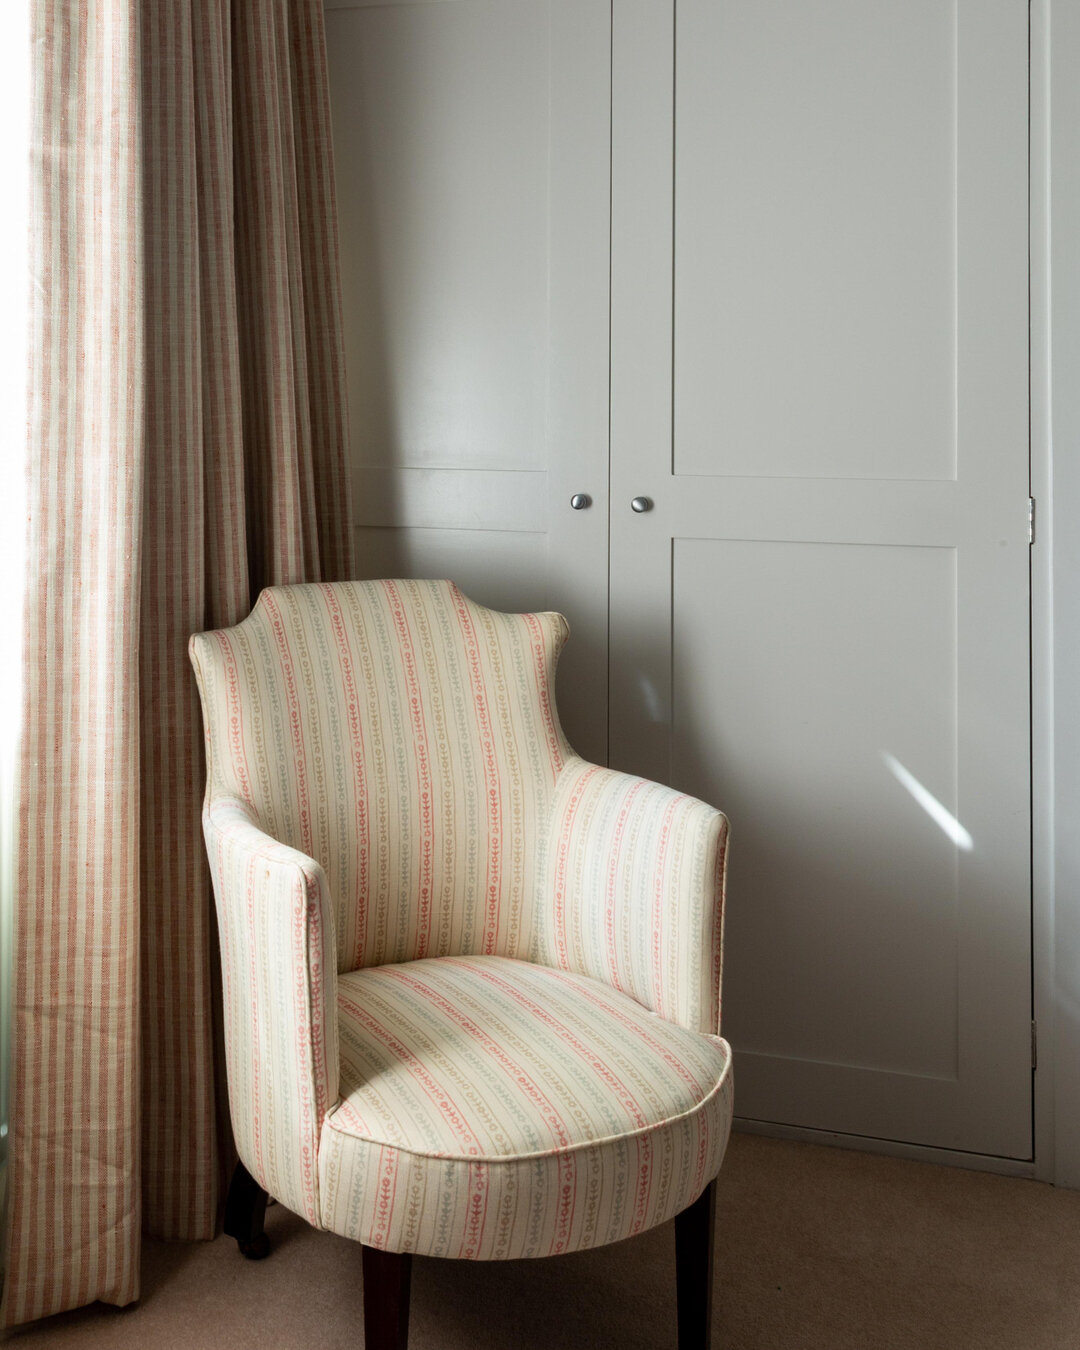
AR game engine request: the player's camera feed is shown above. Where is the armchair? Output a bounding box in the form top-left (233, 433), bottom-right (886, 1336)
top-left (189, 579), bottom-right (733, 1349)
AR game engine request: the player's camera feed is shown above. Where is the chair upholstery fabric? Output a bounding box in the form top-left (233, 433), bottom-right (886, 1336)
top-left (319, 957), bottom-right (733, 1259)
top-left (544, 760), bottom-right (727, 1037)
top-left (201, 796), bottom-right (339, 1228)
top-left (190, 579), bottom-right (733, 1260)
top-left (191, 578), bottom-right (571, 974)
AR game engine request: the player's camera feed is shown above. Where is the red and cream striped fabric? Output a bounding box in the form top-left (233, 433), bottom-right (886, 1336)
top-left (189, 579), bottom-right (733, 1259)
top-left (4, 0), bottom-right (352, 1328)
top-left (190, 579), bottom-right (573, 974)
top-left (320, 957), bottom-right (732, 1259)
top-left (201, 797), bottom-right (340, 1229)
top-left (542, 761), bottom-right (727, 1037)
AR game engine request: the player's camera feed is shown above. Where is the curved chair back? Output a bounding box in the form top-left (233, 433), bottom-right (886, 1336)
top-left (189, 579), bottom-right (571, 972)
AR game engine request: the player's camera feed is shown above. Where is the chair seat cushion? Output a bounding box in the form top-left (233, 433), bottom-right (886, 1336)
top-left (316, 956), bottom-right (733, 1259)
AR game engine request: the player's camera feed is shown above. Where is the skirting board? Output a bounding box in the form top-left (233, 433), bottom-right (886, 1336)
top-left (734, 1117), bottom-right (1037, 1181)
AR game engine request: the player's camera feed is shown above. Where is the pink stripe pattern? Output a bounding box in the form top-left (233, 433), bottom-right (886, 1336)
top-left (188, 579), bottom-right (732, 1262)
top-left (4, 0), bottom-right (353, 1328)
top-left (201, 797), bottom-right (339, 1227)
top-left (542, 760), bottom-right (729, 1036)
top-left (319, 957), bottom-right (732, 1259)
top-left (191, 580), bottom-right (572, 976)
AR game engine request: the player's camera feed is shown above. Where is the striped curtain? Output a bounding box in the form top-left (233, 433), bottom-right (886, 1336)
top-left (1, 0), bottom-right (353, 1327)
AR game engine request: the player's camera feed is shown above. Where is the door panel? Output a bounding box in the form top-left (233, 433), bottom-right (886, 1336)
top-left (326, 0), bottom-right (611, 764)
top-left (674, 0), bottom-right (958, 482)
top-left (610, 0), bottom-right (1030, 1156)
top-left (674, 537), bottom-right (961, 1080)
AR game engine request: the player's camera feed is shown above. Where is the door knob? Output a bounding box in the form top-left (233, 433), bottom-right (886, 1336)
top-left (630, 496), bottom-right (653, 513)
top-left (570, 493), bottom-right (591, 510)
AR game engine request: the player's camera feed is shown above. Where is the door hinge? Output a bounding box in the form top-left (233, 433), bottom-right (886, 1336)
top-left (1032, 1019), bottom-right (1038, 1071)
top-left (1028, 496), bottom-right (1036, 545)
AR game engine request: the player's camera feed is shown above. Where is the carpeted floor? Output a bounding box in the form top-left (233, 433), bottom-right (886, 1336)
top-left (8, 1132), bottom-right (1080, 1349)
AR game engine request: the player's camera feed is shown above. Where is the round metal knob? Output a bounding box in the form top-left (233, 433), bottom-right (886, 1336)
top-left (630, 496), bottom-right (653, 513)
top-left (570, 493), bottom-right (591, 510)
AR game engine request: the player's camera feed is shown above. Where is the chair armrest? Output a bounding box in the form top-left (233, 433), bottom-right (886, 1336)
top-left (202, 796), bottom-right (339, 1227)
top-left (541, 759), bottom-right (728, 1036)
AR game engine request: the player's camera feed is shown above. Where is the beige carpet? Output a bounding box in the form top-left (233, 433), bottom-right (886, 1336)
top-left (8, 1133), bottom-right (1080, 1350)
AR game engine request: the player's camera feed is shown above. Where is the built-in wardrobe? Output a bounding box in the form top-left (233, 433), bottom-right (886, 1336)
top-left (324, 0), bottom-right (1032, 1166)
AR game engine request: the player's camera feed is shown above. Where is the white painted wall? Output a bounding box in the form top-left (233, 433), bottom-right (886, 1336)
top-left (1033, 0), bottom-right (1080, 1188)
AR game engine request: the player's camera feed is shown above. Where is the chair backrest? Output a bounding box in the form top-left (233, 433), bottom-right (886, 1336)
top-left (190, 579), bottom-right (572, 972)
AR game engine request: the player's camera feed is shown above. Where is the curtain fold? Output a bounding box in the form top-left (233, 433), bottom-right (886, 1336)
top-left (1, 0), bottom-right (353, 1326)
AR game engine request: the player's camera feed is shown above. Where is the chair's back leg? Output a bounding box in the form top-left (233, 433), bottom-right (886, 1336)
top-left (675, 1179), bottom-right (717, 1350)
top-left (223, 1158), bottom-right (270, 1259)
top-left (362, 1244), bottom-right (413, 1350)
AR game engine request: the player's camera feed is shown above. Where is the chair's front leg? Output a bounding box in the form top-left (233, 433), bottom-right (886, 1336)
top-left (362, 1245), bottom-right (413, 1350)
top-left (224, 1158), bottom-right (270, 1260)
top-left (675, 1179), bottom-right (717, 1350)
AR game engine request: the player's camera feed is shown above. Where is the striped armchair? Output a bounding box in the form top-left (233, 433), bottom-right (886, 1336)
top-left (189, 579), bottom-right (733, 1349)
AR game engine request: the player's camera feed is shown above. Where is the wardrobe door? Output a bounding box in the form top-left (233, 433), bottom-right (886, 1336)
top-left (610, 0), bottom-right (1031, 1157)
top-left (326, 0), bottom-right (611, 764)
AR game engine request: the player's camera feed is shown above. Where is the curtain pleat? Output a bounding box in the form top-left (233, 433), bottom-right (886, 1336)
top-left (2, 0), bottom-right (353, 1326)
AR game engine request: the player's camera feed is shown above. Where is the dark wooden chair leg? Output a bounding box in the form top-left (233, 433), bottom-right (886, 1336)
top-left (362, 1244), bottom-right (413, 1350)
top-left (223, 1158), bottom-right (270, 1259)
top-left (675, 1179), bottom-right (717, 1350)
